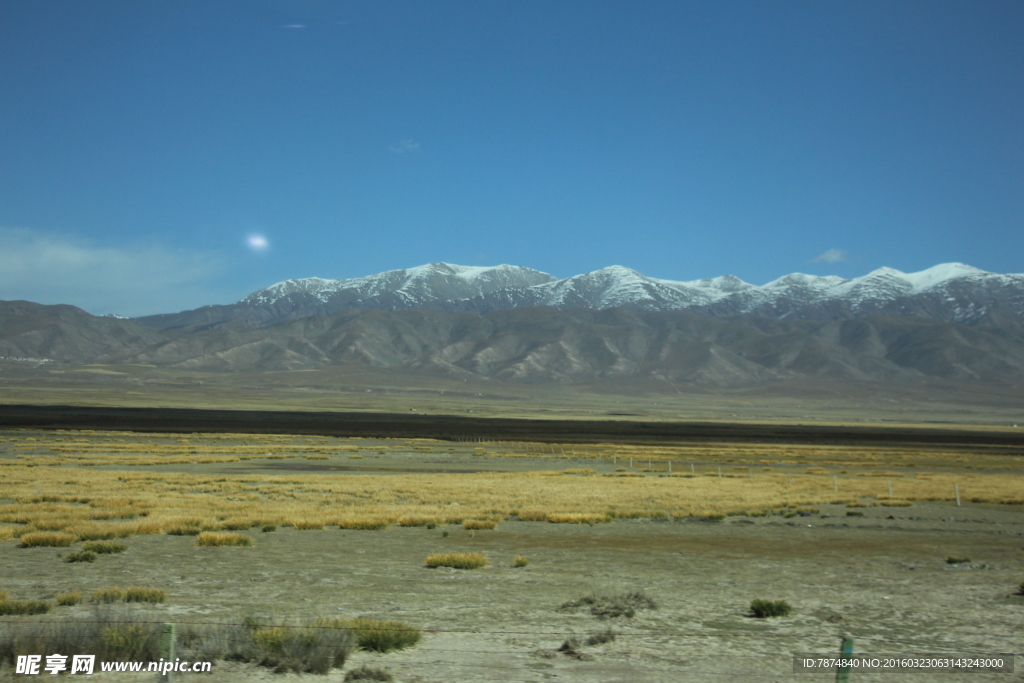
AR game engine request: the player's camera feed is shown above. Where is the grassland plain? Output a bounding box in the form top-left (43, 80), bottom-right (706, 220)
top-left (1, 425), bottom-right (1023, 681)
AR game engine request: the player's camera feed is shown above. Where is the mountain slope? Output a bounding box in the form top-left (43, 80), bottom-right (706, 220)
top-left (110, 307), bottom-right (1024, 386)
top-left (0, 300), bottom-right (164, 363)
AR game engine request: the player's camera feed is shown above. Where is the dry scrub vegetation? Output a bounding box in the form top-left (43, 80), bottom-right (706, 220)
top-left (0, 429), bottom-right (1022, 543)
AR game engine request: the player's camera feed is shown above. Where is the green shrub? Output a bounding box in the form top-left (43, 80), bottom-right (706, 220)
top-left (513, 555), bottom-right (529, 568)
top-left (946, 556), bottom-right (970, 564)
top-left (344, 665), bottom-right (393, 682)
top-left (65, 551), bottom-right (97, 563)
top-left (318, 618), bottom-right (421, 652)
top-left (125, 587), bottom-right (165, 604)
top-left (55, 591), bottom-right (83, 606)
top-left (18, 532), bottom-right (77, 548)
top-left (559, 591), bottom-right (657, 619)
top-left (0, 599), bottom-right (51, 616)
top-left (82, 541), bottom-right (127, 554)
top-left (750, 599), bottom-right (791, 618)
top-left (261, 525), bottom-right (277, 533)
top-left (195, 532), bottom-right (253, 547)
top-left (424, 552), bottom-right (487, 570)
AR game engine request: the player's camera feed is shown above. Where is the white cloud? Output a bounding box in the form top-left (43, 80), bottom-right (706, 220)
top-left (388, 139), bottom-right (421, 154)
top-left (811, 248), bottom-right (847, 264)
top-left (0, 227), bottom-right (230, 317)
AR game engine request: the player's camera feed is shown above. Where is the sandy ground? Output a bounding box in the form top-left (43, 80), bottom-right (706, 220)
top-left (2, 502), bottom-right (1023, 682)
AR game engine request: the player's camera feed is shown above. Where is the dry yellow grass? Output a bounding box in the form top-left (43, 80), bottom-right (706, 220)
top-left (195, 532), bottom-right (254, 547)
top-left (0, 430), bottom-right (1021, 543)
top-left (424, 552), bottom-right (488, 569)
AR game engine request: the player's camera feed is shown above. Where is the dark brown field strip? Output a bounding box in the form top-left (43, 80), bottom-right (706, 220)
top-left (1, 404), bottom-right (1023, 453)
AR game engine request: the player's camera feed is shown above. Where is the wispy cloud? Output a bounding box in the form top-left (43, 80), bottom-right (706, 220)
top-left (0, 227), bottom-right (230, 317)
top-left (388, 139), bottom-right (421, 154)
top-left (282, 23), bottom-right (306, 29)
top-left (811, 248), bottom-right (847, 264)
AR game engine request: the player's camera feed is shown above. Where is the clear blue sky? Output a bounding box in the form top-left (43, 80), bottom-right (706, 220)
top-left (1, 1), bottom-right (1021, 316)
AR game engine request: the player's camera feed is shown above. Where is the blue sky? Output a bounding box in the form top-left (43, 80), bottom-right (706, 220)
top-left (1, 1), bottom-right (1021, 316)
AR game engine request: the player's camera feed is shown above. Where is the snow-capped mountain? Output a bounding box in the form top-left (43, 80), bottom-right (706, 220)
top-left (462, 262), bottom-right (1024, 326)
top-left (135, 262), bottom-right (1024, 331)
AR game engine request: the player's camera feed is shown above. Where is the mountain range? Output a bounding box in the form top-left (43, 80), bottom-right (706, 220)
top-left (2, 262), bottom-right (1023, 387)
top-left (136, 262), bottom-right (1024, 331)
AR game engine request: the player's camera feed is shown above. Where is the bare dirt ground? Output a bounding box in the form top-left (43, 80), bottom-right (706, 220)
top-left (2, 502), bottom-right (1023, 682)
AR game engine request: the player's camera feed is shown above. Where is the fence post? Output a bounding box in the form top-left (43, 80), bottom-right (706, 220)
top-left (955, 483), bottom-right (961, 507)
top-left (159, 622), bottom-right (176, 682)
top-left (887, 480), bottom-right (892, 497)
top-left (668, 461), bottom-right (672, 474)
top-left (691, 463), bottom-right (695, 475)
top-left (717, 465), bottom-right (722, 478)
top-left (833, 475), bottom-right (838, 492)
top-left (835, 635), bottom-right (854, 683)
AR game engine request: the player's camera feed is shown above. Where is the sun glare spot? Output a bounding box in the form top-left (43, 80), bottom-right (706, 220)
top-left (247, 234), bottom-right (269, 252)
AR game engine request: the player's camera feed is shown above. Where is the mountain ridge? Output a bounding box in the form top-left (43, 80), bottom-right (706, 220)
top-left (134, 261), bottom-right (1024, 331)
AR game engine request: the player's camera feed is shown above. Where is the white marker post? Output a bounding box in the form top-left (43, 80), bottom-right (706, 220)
top-left (955, 483), bottom-right (961, 507)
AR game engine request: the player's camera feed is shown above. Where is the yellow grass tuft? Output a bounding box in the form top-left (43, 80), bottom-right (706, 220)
top-left (124, 586), bottom-right (166, 603)
top-left (335, 518), bottom-right (390, 530)
top-left (90, 586), bottom-right (125, 603)
top-left (425, 552), bottom-right (488, 570)
top-left (462, 520), bottom-right (497, 530)
top-left (18, 532), bottom-right (77, 548)
top-left (195, 532), bottom-right (253, 547)
top-left (55, 591), bottom-right (83, 606)
top-left (546, 513), bottom-right (611, 525)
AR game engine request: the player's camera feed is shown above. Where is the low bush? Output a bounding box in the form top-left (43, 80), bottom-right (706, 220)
top-left (424, 552), bottom-right (488, 570)
top-left (1017, 580), bottom-right (1024, 595)
top-left (946, 556), bottom-right (971, 564)
top-left (55, 591), bottom-right (83, 606)
top-left (318, 618), bottom-right (421, 652)
top-left (585, 629), bottom-right (616, 646)
top-left (0, 599), bottom-right (50, 616)
top-left (513, 555), bottom-right (529, 568)
top-left (559, 591), bottom-right (657, 619)
top-left (178, 619), bottom-right (354, 674)
top-left (344, 665), bottom-right (393, 682)
top-left (65, 551), bottom-right (96, 563)
top-left (125, 587), bottom-right (166, 604)
top-left (0, 608), bottom-right (161, 664)
top-left (262, 525), bottom-right (277, 532)
top-left (18, 532), bottom-right (77, 548)
top-left (462, 520), bottom-right (497, 530)
top-left (195, 532), bottom-right (253, 547)
top-left (750, 599), bottom-right (791, 618)
top-left (91, 587), bottom-right (126, 603)
top-left (164, 523), bottom-right (202, 536)
top-left (82, 541), bottom-right (127, 554)
top-left (292, 521), bottom-right (325, 530)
